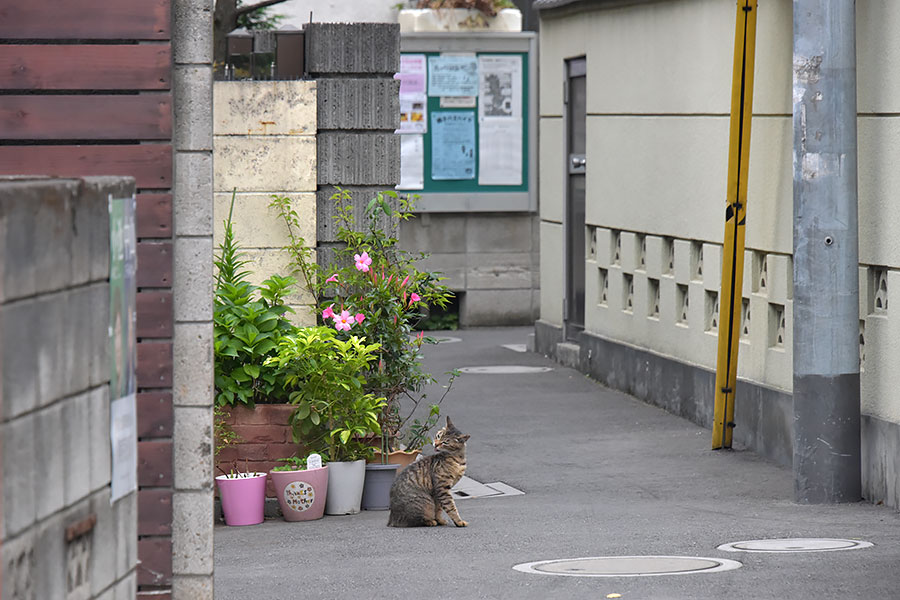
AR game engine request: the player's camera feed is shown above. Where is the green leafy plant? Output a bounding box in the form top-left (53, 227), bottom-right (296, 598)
top-left (272, 189), bottom-right (457, 458)
top-left (271, 455), bottom-right (326, 472)
top-left (214, 191), bottom-right (297, 407)
top-left (267, 326), bottom-right (386, 462)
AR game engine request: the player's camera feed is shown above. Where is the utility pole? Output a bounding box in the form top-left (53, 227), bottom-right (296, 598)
top-left (792, 0), bottom-right (861, 503)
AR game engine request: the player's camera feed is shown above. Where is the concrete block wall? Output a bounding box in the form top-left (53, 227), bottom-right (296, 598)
top-left (173, 0), bottom-right (216, 596)
top-left (1, 177), bottom-right (137, 600)
top-left (400, 213), bottom-right (540, 327)
top-left (213, 80), bottom-right (318, 326)
top-left (537, 0), bottom-right (900, 508)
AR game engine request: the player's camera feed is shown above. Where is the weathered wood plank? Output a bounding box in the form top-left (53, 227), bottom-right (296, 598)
top-left (0, 45), bottom-right (171, 91)
top-left (138, 489), bottom-right (173, 536)
top-left (136, 193), bottom-right (172, 239)
top-left (0, 94), bottom-right (172, 140)
top-left (137, 241), bottom-right (172, 288)
top-left (0, 144), bottom-right (172, 189)
top-left (137, 291), bottom-right (173, 339)
top-left (136, 341), bottom-right (173, 388)
top-left (137, 391), bottom-right (174, 438)
top-left (0, 0), bottom-right (170, 40)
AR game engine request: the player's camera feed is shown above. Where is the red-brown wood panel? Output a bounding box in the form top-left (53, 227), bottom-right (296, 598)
top-left (0, 94), bottom-right (172, 140)
top-left (138, 489), bottom-right (173, 536)
top-left (138, 440), bottom-right (173, 486)
top-left (137, 391), bottom-right (174, 438)
top-left (137, 291), bottom-right (174, 339)
top-left (0, 45), bottom-right (171, 91)
top-left (138, 538), bottom-right (173, 586)
top-left (136, 193), bottom-right (172, 239)
top-left (137, 342), bottom-right (173, 388)
top-left (137, 242), bottom-right (173, 288)
top-left (0, 0), bottom-right (170, 40)
top-left (0, 144), bottom-right (172, 188)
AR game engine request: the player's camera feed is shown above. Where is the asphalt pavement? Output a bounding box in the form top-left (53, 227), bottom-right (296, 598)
top-left (214, 326), bottom-right (900, 599)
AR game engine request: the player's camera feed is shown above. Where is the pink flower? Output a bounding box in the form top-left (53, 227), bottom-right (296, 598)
top-left (400, 275), bottom-right (409, 288)
top-left (325, 274), bottom-right (338, 283)
top-left (354, 313), bottom-right (366, 324)
top-left (334, 310), bottom-right (354, 331)
top-left (354, 251), bottom-right (372, 272)
top-left (322, 305), bottom-right (334, 320)
top-left (410, 292), bottom-right (421, 303)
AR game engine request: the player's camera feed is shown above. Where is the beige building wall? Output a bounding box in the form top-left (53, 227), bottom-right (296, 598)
top-left (212, 81), bottom-right (318, 325)
top-left (538, 0), bottom-right (900, 508)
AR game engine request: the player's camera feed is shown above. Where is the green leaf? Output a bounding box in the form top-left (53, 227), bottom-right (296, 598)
top-left (340, 430), bottom-right (351, 444)
top-left (244, 364), bottom-right (260, 379)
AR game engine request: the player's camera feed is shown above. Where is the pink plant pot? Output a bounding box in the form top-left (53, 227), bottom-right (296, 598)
top-left (270, 466), bottom-right (329, 522)
top-left (216, 472), bottom-right (267, 526)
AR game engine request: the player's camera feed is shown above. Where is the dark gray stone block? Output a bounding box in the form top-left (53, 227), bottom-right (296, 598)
top-left (2, 298), bottom-right (39, 419)
top-left (317, 133), bottom-right (400, 186)
top-left (862, 414), bottom-right (900, 508)
top-left (316, 186), bottom-right (398, 243)
top-left (317, 78), bottom-right (401, 130)
top-left (305, 23), bottom-right (400, 75)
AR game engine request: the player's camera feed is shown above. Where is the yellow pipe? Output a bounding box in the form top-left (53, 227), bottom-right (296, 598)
top-left (713, 0), bottom-right (758, 450)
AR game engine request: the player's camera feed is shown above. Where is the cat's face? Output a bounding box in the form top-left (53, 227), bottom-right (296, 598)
top-left (433, 416), bottom-right (470, 452)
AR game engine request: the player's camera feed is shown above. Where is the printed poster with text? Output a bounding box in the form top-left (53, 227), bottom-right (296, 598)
top-left (478, 55), bottom-right (523, 186)
top-left (431, 111), bottom-right (476, 180)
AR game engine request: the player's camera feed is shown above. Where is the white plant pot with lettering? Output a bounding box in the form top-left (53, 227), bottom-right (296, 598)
top-left (324, 459), bottom-right (366, 515)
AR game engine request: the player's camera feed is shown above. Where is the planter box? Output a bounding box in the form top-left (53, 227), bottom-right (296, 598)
top-left (398, 8), bottom-right (522, 32)
top-left (215, 403), bottom-right (304, 497)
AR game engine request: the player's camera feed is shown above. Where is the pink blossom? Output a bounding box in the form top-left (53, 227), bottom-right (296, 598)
top-left (322, 305), bottom-right (334, 320)
top-left (325, 274), bottom-right (338, 283)
top-left (410, 292), bottom-right (421, 303)
top-left (354, 313), bottom-right (366, 324)
top-left (354, 251), bottom-right (372, 272)
top-left (400, 275), bottom-right (410, 288)
top-left (334, 310), bottom-right (354, 331)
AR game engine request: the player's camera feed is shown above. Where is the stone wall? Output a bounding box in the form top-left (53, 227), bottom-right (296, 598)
top-left (1, 177), bottom-right (138, 599)
top-left (213, 80), bottom-right (318, 325)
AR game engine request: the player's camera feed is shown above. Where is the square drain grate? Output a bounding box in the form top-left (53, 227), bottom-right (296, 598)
top-left (451, 476), bottom-right (524, 499)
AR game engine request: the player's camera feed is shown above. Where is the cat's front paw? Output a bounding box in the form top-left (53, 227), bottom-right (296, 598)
top-left (424, 519), bottom-right (438, 527)
top-left (454, 520), bottom-right (468, 527)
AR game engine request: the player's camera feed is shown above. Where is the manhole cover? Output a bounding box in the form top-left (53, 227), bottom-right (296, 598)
top-left (514, 556), bottom-right (742, 578)
top-left (458, 365), bottom-right (552, 374)
top-left (717, 538), bottom-right (873, 553)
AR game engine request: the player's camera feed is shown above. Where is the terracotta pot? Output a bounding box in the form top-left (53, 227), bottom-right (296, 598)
top-left (367, 449), bottom-right (420, 467)
top-left (270, 466), bottom-right (328, 522)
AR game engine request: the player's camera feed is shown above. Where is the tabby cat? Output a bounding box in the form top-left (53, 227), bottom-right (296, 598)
top-left (387, 417), bottom-right (470, 527)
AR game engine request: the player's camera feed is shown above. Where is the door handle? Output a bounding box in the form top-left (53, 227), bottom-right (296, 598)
top-left (571, 156), bottom-right (586, 169)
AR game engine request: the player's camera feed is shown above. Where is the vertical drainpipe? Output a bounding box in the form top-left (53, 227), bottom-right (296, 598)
top-left (792, 0), bottom-right (861, 503)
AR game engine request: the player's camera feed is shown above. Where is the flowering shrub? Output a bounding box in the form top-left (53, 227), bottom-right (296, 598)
top-left (271, 189), bottom-right (457, 454)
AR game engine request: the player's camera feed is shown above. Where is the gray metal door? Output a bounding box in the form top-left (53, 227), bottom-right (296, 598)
top-left (565, 58), bottom-right (586, 340)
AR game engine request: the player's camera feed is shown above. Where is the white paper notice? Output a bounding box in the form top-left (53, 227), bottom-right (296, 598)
top-left (398, 134), bottom-right (424, 190)
top-left (479, 119), bottom-right (522, 186)
top-left (110, 393), bottom-right (137, 502)
top-left (478, 55), bottom-right (522, 120)
top-left (398, 95), bottom-right (427, 134)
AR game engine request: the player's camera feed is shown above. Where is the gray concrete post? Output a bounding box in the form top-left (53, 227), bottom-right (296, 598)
top-left (792, 0), bottom-right (861, 503)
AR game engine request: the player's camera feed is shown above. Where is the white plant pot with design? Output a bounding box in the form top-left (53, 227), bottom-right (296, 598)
top-left (324, 459), bottom-right (366, 515)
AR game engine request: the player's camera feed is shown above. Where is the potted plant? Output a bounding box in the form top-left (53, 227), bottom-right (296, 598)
top-left (215, 406), bottom-right (267, 526)
top-left (271, 189), bottom-right (457, 467)
top-left (269, 455), bottom-right (329, 521)
top-left (267, 326), bottom-right (386, 515)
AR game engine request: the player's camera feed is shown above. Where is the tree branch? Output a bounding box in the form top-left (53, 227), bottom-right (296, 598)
top-left (235, 0), bottom-right (290, 18)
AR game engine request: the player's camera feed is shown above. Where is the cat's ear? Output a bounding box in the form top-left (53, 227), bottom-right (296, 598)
top-left (445, 416), bottom-right (453, 427)
top-left (460, 434), bottom-right (470, 442)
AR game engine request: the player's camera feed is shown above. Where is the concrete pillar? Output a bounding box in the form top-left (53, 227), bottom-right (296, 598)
top-left (792, 0), bottom-right (861, 504)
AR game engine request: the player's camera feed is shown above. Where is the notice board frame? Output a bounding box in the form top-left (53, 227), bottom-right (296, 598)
top-left (399, 31), bottom-right (537, 213)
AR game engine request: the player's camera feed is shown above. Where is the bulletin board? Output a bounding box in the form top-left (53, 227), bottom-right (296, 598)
top-left (398, 32), bottom-right (537, 213)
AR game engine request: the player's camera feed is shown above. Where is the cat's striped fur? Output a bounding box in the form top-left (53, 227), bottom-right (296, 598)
top-left (387, 417), bottom-right (469, 527)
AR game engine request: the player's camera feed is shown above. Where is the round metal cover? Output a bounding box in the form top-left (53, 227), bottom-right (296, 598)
top-left (458, 365), bottom-right (553, 374)
top-left (717, 538), bottom-right (873, 553)
top-left (513, 556), bottom-right (742, 578)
